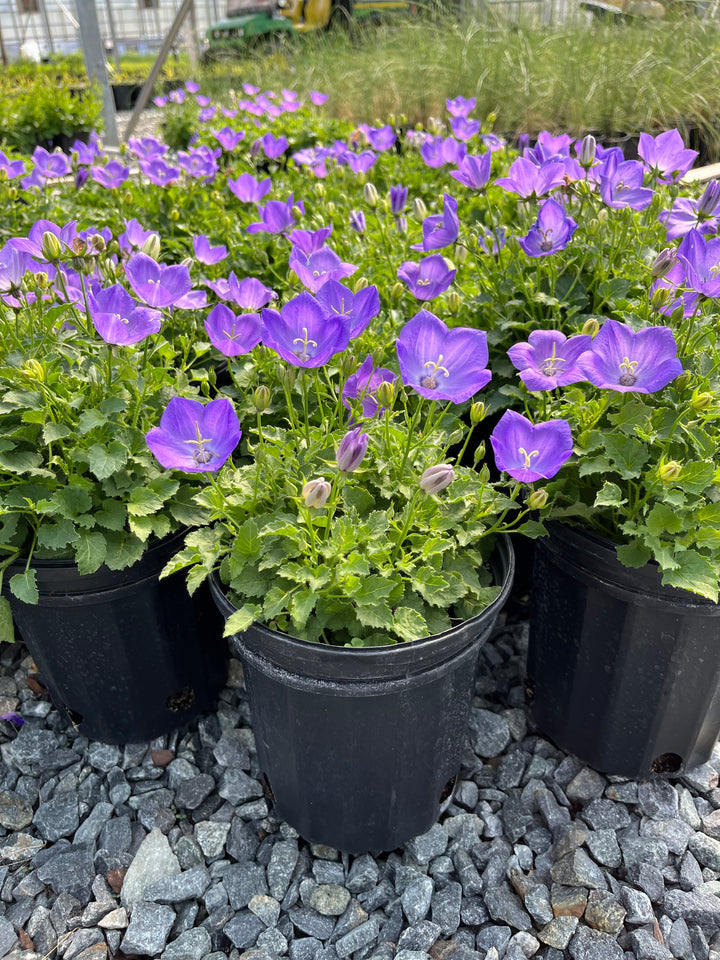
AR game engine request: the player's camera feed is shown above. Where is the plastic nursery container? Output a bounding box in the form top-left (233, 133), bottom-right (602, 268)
top-left (6, 531), bottom-right (228, 744)
top-left (212, 534), bottom-right (514, 853)
top-left (527, 523), bottom-right (720, 779)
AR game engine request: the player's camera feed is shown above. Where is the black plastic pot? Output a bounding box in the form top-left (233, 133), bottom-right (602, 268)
top-left (212, 536), bottom-right (514, 852)
top-left (6, 532), bottom-right (228, 744)
top-left (527, 523), bottom-right (720, 779)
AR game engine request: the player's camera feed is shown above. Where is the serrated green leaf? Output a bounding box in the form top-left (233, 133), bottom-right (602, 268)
top-left (129, 516), bottom-right (154, 541)
top-left (43, 422), bottom-right (72, 443)
top-left (661, 551), bottom-right (718, 601)
top-left (55, 484), bottom-right (93, 519)
top-left (615, 540), bottom-right (653, 568)
top-left (392, 606), bottom-right (428, 642)
top-left (0, 449), bottom-right (44, 474)
top-left (0, 597), bottom-right (15, 643)
top-left (594, 482), bottom-right (627, 508)
top-left (646, 502), bottom-right (683, 536)
top-left (223, 604), bottom-right (261, 638)
top-left (127, 487), bottom-right (164, 517)
top-left (352, 575), bottom-right (395, 606)
top-left (9, 569), bottom-right (38, 604)
top-left (99, 397), bottom-right (127, 415)
top-left (343, 484), bottom-right (374, 516)
top-left (87, 442), bottom-right (128, 481)
top-left (677, 461), bottom-right (715, 495)
top-left (75, 531), bottom-right (107, 575)
top-left (578, 456), bottom-right (611, 477)
top-left (103, 532), bottom-right (145, 570)
top-left (77, 410), bottom-right (107, 435)
top-left (291, 589), bottom-right (316, 630)
top-left (94, 500), bottom-right (127, 531)
top-left (604, 435), bottom-right (649, 479)
top-left (36, 518), bottom-right (77, 551)
top-left (148, 477), bottom-right (180, 499)
top-left (264, 585), bottom-right (291, 619)
top-left (354, 600), bottom-right (394, 630)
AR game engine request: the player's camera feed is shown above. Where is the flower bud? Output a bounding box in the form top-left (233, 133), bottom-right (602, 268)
top-left (250, 139), bottom-right (262, 159)
top-left (579, 134), bottom-right (596, 168)
top-left (674, 372), bottom-right (690, 391)
top-left (210, 190), bottom-right (222, 204)
top-left (391, 281), bottom-right (405, 301)
top-left (527, 488), bottom-right (548, 510)
top-left (169, 208), bottom-right (180, 222)
top-left (21, 358), bottom-right (45, 381)
top-left (698, 179), bottom-right (720, 217)
top-left (651, 287), bottom-right (672, 312)
top-left (89, 234), bottom-right (106, 255)
top-left (253, 385), bottom-right (271, 412)
top-left (142, 234), bottom-right (161, 260)
top-left (123, 190), bottom-right (133, 204)
top-left (470, 401), bottom-right (486, 423)
top-left (302, 478), bottom-right (331, 509)
top-left (447, 290), bottom-right (461, 314)
top-left (353, 276), bottom-right (369, 292)
top-left (291, 204), bottom-right (303, 221)
top-left (651, 248), bottom-right (677, 279)
top-left (363, 183), bottom-right (379, 208)
top-left (412, 197), bottom-right (427, 221)
top-left (419, 464), bottom-right (455, 495)
top-left (580, 318), bottom-right (600, 338)
top-left (71, 238), bottom-right (86, 257)
top-left (376, 380), bottom-right (395, 410)
top-left (41, 231), bottom-right (63, 262)
top-left (691, 389), bottom-right (713, 411)
top-left (281, 365), bottom-right (296, 390)
top-left (7, 186), bottom-right (17, 201)
top-left (340, 352), bottom-right (357, 380)
top-left (336, 428), bottom-right (369, 473)
top-left (34, 272), bottom-right (50, 289)
top-left (0, 168), bottom-right (7, 183)
top-left (453, 243), bottom-right (468, 265)
top-left (326, 201), bottom-right (336, 216)
top-left (314, 182), bottom-right (326, 197)
top-left (659, 461), bottom-right (682, 482)
top-left (349, 210), bottom-right (366, 235)
top-left (473, 441), bottom-right (486, 465)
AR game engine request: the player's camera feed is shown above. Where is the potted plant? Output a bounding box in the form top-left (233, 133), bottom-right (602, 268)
top-left (0, 221), bottom-right (227, 743)
top-left (493, 291), bottom-right (720, 779)
top-left (144, 295), bottom-right (581, 852)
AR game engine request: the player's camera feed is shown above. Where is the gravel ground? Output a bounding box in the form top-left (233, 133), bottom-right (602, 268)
top-left (1, 608), bottom-right (720, 960)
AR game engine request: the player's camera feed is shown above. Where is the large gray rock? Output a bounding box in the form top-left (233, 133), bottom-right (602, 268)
top-left (143, 867), bottom-right (211, 904)
top-left (120, 828), bottom-right (181, 907)
top-left (33, 795), bottom-right (80, 842)
top-left (0, 918), bottom-right (17, 959)
top-left (120, 901), bottom-right (176, 956)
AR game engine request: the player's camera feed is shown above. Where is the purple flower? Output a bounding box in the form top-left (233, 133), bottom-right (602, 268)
top-left (342, 355), bottom-right (396, 419)
top-left (518, 198), bottom-right (578, 257)
top-left (90, 160), bottom-right (129, 189)
top-left (365, 125), bottom-right (396, 152)
top-left (599, 155), bottom-right (653, 210)
top-left (344, 151), bottom-right (377, 175)
top-left (650, 235), bottom-right (699, 319)
top-left (396, 310), bottom-right (491, 403)
top-left (508, 331), bottom-right (592, 390)
top-left (125, 253), bottom-right (192, 308)
top-left (336, 427), bottom-right (369, 472)
top-left (315, 280), bottom-right (380, 338)
top-left (310, 91), bottom-right (329, 106)
top-left (0, 712), bottom-right (24, 726)
top-left (491, 410), bottom-right (573, 482)
top-left (449, 153), bottom-right (491, 190)
top-left (532, 131), bottom-right (574, 161)
top-left (411, 193), bottom-right (459, 252)
top-left (349, 210), bottom-right (366, 234)
top-left (577, 319), bottom-right (683, 393)
top-left (227, 173), bottom-right (272, 204)
top-left (675, 228), bottom-right (720, 298)
top-left (0, 242), bottom-right (28, 296)
top-left (419, 464), bottom-right (455, 494)
top-left (0, 151), bottom-right (25, 180)
top-left (226, 274), bottom-right (275, 310)
top-left (247, 195), bottom-right (302, 235)
top-left (9, 219), bottom-right (78, 261)
top-left (31, 146), bottom-right (71, 179)
top-left (450, 116), bottom-right (481, 142)
top-left (660, 185), bottom-right (720, 240)
top-left (185, 80), bottom-right (200, 93)
top-left (390, 185), bottom-right (408, 216)
top-left (261, 292), bottom-right (350, 368)
top-left (88, 284), bottom-right (162, 345)
top-left (446, 96), bottom-right (475, 118)
top-left (119, 218), bottom-right (158, 253)
top-left (139, 158), bottom-right (181, 187)
top-left (193, 235), bottom-right (228, 265)
top-left (495, 156), bottom-right (566, 199)
top-left (478, 227), bottom-right (507, 255)
top-left (397, 254), bottom-right (456, 301)
top-left (420, 136), bottom-right (467, 169)
top-left (128, 136), bottom-right (168, 160)
top-left (260, 133), bottom-right (288, 160)
top-left (146, 397), bottom-right (241, 472)
top-left (289, 247), bottom-right (356, 293)
top-left (292, 147), bottom-right (331, 178)
top-left (286, 226), bottom-right (333, 255)
top-left (205, 303), bottom-right (262, 357)
top-left (639, 129), bottom-right (698, 183)
top-left (177, 146), bottom-right (219, 182)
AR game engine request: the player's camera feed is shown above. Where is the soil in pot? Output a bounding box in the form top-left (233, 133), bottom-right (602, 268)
top-left (213, 535), bottom-right (514, 853)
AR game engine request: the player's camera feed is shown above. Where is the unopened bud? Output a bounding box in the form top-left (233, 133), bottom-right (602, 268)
top-left (651, 287), bottom-right (672, 312)
top-left (579, 134), bottom-right (596, 168)
top-left (21, 358), bottom-right (45, 381)
top-left (473, 441), bottom-right (486, 465)
top-left (419, 464), bottom-right (455, 495)
top-left (470, 401), bottom-right (486, 423)
top-left (412, 197), bottom-right (427, 221)
top-left (253, 385), bottom-right (271, 412)
top-left (250, 139), bottom-right (262, 159)
top-left (527, 488), bottom-right (548, 510)
top-left (376, 380), bottom-right (395, 410)
top-left (353, 276), bottom-right (369, 292)
top-left (391, 281), bottom-right (405, 301)
top-left (447, 290), bottom-right (461, 314)
top-left (698, 179), bottom-right (720, 217)
top-left (291, 205), bottom-right (303, 221)
top-left (34, 272), bottom-right (50, 289)
top-left (691, 389), bottom-right (713, 411)
top-left (169, 208), bottom-right (180, 222)
top-left (336, 428), bottom-right (369, 473)
top-left (314, 182), bottom-right (325, 197)
top-left (123, 190), bottom-right (133, 204)
top-left (141, 234), bottom-right (161, 259)
top-left (340, 352), bottom-right (357, 380)
top-left (281, 365), bottom-right (296, 391)
top-left (89, 234), bottom-right (106, 254)
top-left (659, 461), bottom-right (682, 482)
top-left (302, 478), bottom-right (331, 509)
top-left (453, 243), bottom-right (468, 264)
top-left (326, 201), bottom-right (336, 216)
top-left (0, 168), bottom-right (7, 183)
top-left (581, 318), bottom-right (600, 338)
top-left (651, 248), bottom-right (677, 279)
top-left (675, 372), bottom-right (691, 391)
top-left (41, 231), bottom-right (63, 262)
top-left (7, 186), bottom-right (17, 201)
top-left (363, 182), bottom-right (379, 208)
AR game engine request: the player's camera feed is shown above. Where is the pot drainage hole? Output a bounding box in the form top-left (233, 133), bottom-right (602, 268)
top-left (651, 752), bottom-right (683, 774)
top-left (166, 686), bottom-right (195, 712)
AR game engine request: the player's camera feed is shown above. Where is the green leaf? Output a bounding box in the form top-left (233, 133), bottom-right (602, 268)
top-left (9, 570), bottom-right (38, 604)
top-left (75, 531), bottom-right (107, 575)
top-left (77, 409), bottom-right (107, 435)
top-left (99, 397), bottom-right (127, 415)
top-left (646, 503), bottom-right (683, 536)
top-left (43, 422), bottom-right (72, 443)
top-left (392, 606), bottom-right (428, 642)
top-left (615, 540), bottom-right (653, 568)
top-left (604, 435), bottom-right (649, 479)
top-left (87, 442), bottom-right (128, 481)
top-left (36, 518), bottom-right (77, 551)
top-left (129, 516), bottom-right (154, 541)
top-left (234, 518), bottom-right (261, 560)
top-left (55, 484), bottom-right (93, 519)
top-left (354, 601), bottom-right (394, 630)
top-left (677, 461), bottom-right (715, 495)
top-left (594, 482), bottom-right (627, 508)
top-left (578, 456), bottom-right (611, 477)
top-left (223, 604), bottom-right (261, 638)
top-left (514, 520), bottom-right (547, 539)
top-left (264, 585), bottom-right (291, 620)
top-left (103, 533), bottom-right (145, 571)
top-left (352, 575), bottom-right (395, 606)
top-left (291, 589), bottom-right (317, 630)
top-left (661, 551), bottom-right (718, 601)
top-left (343, 485), bottom-right (374, 516)
top-left (94, 500), bottom-right (127, 531)
top-left (127, 487), bottom-right (164, 517)
top-left (0, 597), bottom-right (15, 643)
top-left (0, 449), bottom-right (44, 474)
